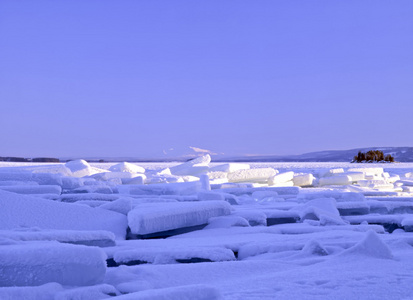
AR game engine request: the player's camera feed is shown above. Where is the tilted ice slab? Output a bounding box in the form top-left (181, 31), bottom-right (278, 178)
top-left (0, 190), bottom-right (128, 239)
top-left (128, 201), bottom-right (231, 236)
top-left (268, 171), bottom-right (294, 186)
top-left (169, 154), bottom-right (211, 176)
top-left (99, 198), bottom-right (133, 215)
top-left (0, 241), bottom-right (107, 286)
top-left (293, 174), bottom-right (315, 187)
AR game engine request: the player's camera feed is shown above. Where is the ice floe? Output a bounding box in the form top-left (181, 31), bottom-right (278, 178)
top-left (1, 159), bottom-right (413, 299)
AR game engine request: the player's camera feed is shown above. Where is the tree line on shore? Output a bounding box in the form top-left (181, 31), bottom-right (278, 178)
top-left (352, 150), bottom-right (395, 163)
top-left (0, 157), bottom-right (60, 163)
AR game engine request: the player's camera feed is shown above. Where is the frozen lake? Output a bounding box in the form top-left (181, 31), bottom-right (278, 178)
top-left (1, 158), bottom-right (413, 299)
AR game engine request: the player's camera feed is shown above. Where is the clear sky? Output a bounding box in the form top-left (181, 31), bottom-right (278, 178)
top-left (1, 0), bottom-right (412, 158)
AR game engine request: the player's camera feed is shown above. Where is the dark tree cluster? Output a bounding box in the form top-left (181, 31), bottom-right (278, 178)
top-left (0, 157), bottom-right (60, 163)
top-left (353, 150), bottom-right (395, 163)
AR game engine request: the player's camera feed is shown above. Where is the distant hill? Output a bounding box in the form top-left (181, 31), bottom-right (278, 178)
top-left (57, 147), bottom-right (413, 163)
top-left (216, 147), bottom-right (413, 163)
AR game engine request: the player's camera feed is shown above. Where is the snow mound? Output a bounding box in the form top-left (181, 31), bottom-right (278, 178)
top-left (342, 230), bottom-right (393, 259)
top-left (109, 162), bottom-right (145, 174)
top-left (0, 242), bottom-right (107, 286)
top-left (65, 160), bottom-right (95, 177)
top-left (301, 240), bottom-right (329, 256)
top-left (128, 201), bottom-right (231, 236)
top-left (65, 160), bottom-right (91, 176)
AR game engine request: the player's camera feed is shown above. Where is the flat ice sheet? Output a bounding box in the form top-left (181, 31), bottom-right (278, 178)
top-left (0, 190), bottom-right (128, 239)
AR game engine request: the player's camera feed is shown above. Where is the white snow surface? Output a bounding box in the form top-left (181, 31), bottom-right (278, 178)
top-left (0, 241), bottom-right (107, 286)
top-left (1, 161), bottom-right (413, 299)
top-left (0, 190), bottom-right (127, 239)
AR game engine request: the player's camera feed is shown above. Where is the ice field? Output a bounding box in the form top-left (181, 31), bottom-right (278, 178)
top-left (1, 156), bottom-right (413, 299)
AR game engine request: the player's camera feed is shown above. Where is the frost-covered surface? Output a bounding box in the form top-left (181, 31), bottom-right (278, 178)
top-left (0, 242), bottom-right (107, 286)
top-left (0, 190), bottom-right (127, 239)
top-left (1, 159), bottom-right (413, 299)
top-left (128, 201), bottom-right (231, 235)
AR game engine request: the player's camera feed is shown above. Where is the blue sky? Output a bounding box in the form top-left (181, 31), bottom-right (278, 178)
top-left (1, 1), bottom-right (412, 158)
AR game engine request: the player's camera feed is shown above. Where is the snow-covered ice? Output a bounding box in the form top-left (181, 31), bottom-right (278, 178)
top-left (0, 242), bottom-right (107, 286)
top-left (0, 190), bottom-right (127, 239)
top-left (1, 160), bottom-right (413, 299)
top-left (127, 201), bottom-right (231, 237)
